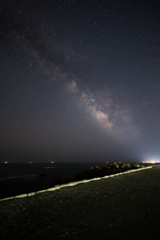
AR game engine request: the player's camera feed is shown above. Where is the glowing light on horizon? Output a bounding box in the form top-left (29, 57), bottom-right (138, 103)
top-left (143, 159), bottom-right (160, 164)
top-left (150, 160), bottom-right (156, 164)
top-left (51, 161), bottom-right (54, 163)
top-left (29, 162), bottom-right (32, 163)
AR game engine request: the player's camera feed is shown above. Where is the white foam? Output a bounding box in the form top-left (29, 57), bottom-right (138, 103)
top-left (0, 196), bottom-right (14, 201)
top-left (66, 182), bottom-right (78, 186)
top-left (46, 187), bottom-right (56, 191)
top-left (113, 173), bottom-right (120, 176)
top-left (90, 177), bottom-right (100, 181)
top-left (0, 166), bottom-right (153, 201)
top-left (36, 190), bottom-right (47, 194)
top-left (27, 192), bottom-right (36, 196)
top-left (101, 176), bottom-right (109, 178)
top-left (15, 194), bottom-right (28, 198)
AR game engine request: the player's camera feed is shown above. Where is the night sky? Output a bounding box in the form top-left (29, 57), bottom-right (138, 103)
top-left (1, 0), bottom-right (160, 163)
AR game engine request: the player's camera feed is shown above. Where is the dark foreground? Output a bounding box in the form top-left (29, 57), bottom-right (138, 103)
top-left (0, 166), bottom-right (160, 240)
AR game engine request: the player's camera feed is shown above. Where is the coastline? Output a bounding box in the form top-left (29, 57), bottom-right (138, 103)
top-left (1, 165), bottom-right (160, 239)
top-left (0, 163), bottom-right (158, 201)
top-left (0, 162), bottom-right (157, 202)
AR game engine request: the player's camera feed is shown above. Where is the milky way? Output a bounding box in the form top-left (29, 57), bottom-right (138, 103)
top-left (14, 23), bottom-right (138, 143)
top-left (1, 1), bottom-right (160, 162)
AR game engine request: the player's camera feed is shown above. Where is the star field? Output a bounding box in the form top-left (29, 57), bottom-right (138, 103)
top-left (1, 0), bottom-right (160, 162)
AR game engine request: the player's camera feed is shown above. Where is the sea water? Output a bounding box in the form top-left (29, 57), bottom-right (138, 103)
top-left (0, 161), bottom-right (157, 199)
top-left (0, 162), bottom-right (104, 199)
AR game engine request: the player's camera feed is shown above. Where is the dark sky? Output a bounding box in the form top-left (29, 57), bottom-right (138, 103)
top-left (1, 0), bottom-right (160, 163)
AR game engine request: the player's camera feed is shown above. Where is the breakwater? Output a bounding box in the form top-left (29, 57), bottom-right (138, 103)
top-left (0, 162), bottom-right (155, 202)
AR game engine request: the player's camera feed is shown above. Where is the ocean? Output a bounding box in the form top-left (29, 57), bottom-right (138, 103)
top-left (0, 162), bottom-right (104, 199)
top-left (0, 161), bottom-right (158, 199)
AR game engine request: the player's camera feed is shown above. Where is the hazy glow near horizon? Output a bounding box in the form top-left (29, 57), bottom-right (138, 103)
top-left (1, 1), bottom-right (160, 163)
top-left (143, 159), bottom-right (160, 163)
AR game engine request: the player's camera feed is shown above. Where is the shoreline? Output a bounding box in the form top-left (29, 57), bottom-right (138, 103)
top-left (1, 166), bottom-right (160, 239)
top-left (0, 162), bottom-right (156, 202)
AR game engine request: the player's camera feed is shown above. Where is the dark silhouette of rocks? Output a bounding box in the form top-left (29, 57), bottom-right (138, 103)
top-left (49, 162), bottom-right (154, 188)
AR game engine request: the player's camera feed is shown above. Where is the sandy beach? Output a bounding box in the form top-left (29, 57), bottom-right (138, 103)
top-left (1, 165), bottom-right (160, 240)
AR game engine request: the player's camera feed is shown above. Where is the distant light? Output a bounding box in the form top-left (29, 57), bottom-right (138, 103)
top-left (149, 160), bottom-right (156, 164)
top-left (144, 159), bottom-right (160, 164)
top-left (106, 162), bottom-right (108, 163)
top-left (119, 162), bottom-right (121, 163)
top-left (4, 162), bottom-right (8, 164)
top-left (51, 161), bottom-right (54, 163)
top-left (29, 162), bottom-right (32, 164)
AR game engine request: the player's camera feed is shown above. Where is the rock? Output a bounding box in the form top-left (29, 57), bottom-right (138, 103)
top-left (109, 164), bottom-right (114, 167)
top-left (49, 162), bottom-right (151, 188)
top-left (144, 163), bottom-right (150, 167)
top-left (94, 165), bottom-right (100, 169)
top-left (101, 165), bottom-right (108, 169)
top-left (125, 163), bottom-right (132, 170)
top-left (112, 168), bottom-right (119, 174)
top-left (101, 169), bottom-right (108, 175)
top-left (132, 163), bottom-right (140, 168)
top-left (120, 164), bottom-right (126, 168)
top-left (49, 176), bottom-right (65, 187)
top-left (114, 164), bottom-right (119, 169)
top-left (38, 173), bottom-right (47, 178)
top-left (106, 168), bottom-right (112, 175)
top-left (126, 163), bottom-right (131, 167)
top-left (140, 164), bottom-right (145, 168)
top-left (119, 163), bottom-right (131, 169)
